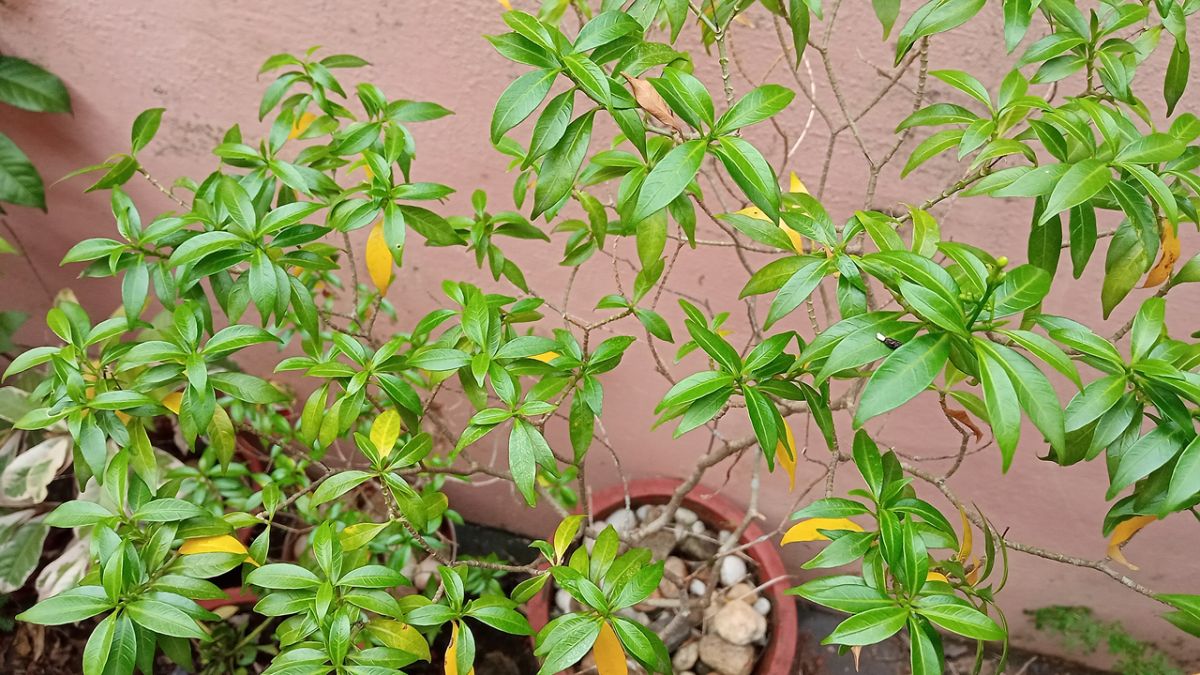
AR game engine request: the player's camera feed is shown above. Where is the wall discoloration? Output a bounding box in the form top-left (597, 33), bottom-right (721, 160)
top-left (2, 1), bottom-right (1198, 667)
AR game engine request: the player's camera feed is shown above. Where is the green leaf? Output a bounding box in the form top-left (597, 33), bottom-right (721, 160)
top-left (986, 341), bottom-right (1065, 456)
top-left (0, 56), bottom-right (70, 112)
top-left (715, 85), bottom-right (795, 134)
top-left (526, 90), bottom-right (574, 165)
top-left (487, 33), bottom-right (559, 69)
top-left (929, 70), bottom-right (991, 109)
top-left (1165, 40), bottom-right (1189, 116)
top-left (741, 256), bottom-right (808, 297)
top-left (1109, 427), bottom-right (1184, 498)
top-left (537, 615), bottom-right (601, 675)
top-left (0, 132), bottom-right (45, 209)
top-left (895, 0), bottom-right (985, 64)
top-left (509, 419), bottom-right (553, 506)
top-left (900, 280), bottom-right (964, 333)
top-left (210, 372), bottom-right (287, 404)
top-left (976, 342), bottom-right (1021, 470)
top-left (902, 130), bottom-right (964, 178)
top-left (917, 600), bottom-right (1003, 640)
top-left (573, 11), bottom-right (643, 53)
top-left (789, 0), bottom-right (813, 62)
top-left (1000, 329), bottom-right (1081, 388)
top-left (126, 599), bottom-right (208, 640)
top-left (631, 140), bottom-right (705, 223)
top-left (766, 257), bottom-right (827, 329)
top-left (989, 264), bottom-right (1050, 317)
top-left (1130, 296), bottom-right (1164, 362)
top-left (1040, 160), bottom-right (1111, 224)
top-left (871, 0), bottom-right (900, 37)
top-left (790, 575), bottom-right (894, 613)
top-left (247, 563), bottom-right (322, 590)
top-left (822, 606), bottom-right (909, 646)
top-left (16, 586), bottom-right (113, 625)
top-left (168, 230), bottom-right (245, 266)
top-left (1167, 436), bottom-right (1200, 511)
top-left (133, 498), bottom-right (206, 522)
top-left (490, 68), bottom-right (557, 145)
top-left (743, 386), bottom-right (778, 462)
top-left (855, 333), bottom-right (951, 425)
top-left (562, 54), bottom-right (610, 105)
top-left (311, 470), bottom-right (373, 506)
top-left (533, 111), bottom-right (594, 218)
top-left (130, 108), bottom-right (165, 154)
top-left (711, 136), bottom-right (781, 223)
top-left (649, 67), bottom-right (714, 131)
top-left (1101, 221), bottom-right (1150, 318)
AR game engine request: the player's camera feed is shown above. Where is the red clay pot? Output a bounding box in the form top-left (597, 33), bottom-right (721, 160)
top-left (525, 478), bottom-right (798, 675)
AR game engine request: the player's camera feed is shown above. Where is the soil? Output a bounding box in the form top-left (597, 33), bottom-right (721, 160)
top-left (0, 520), bottom-right (1121, 675)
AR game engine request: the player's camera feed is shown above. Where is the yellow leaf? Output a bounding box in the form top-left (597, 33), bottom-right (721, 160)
top-left (736, 205), bottom-right (769, 220)
top-left (530, 351), bottom-right (559, 363)
top-left (593, 621), bottom-right (628, 675)
top-left (776, 422), bottom-right (797, 491)
top-left (956, 507), bottom-right (973, 563)
top-left (366, 618), bottom-right (431, 662)
top-left (179, 534), bottom-right (257, 566)
top-left (926, 572), bottom-right (949, 583)
top-left (445, 623), bottom-right (475, 675)
top-left (497, 0), bottom-right (512, 8)
top-left (366, 222), bottom-right (394, 293)
top-left (1143, 220), bottom-right (1180, 287)
top-left (161, 391), bottom-right (183, 414)
top-left (288, 111), bottom-right (317, 140)
top-left (851, 645), bottom-right (863, 671)
top-left (1107, 515), bottom-right (1156, 570)
top-left (789, 171), bottom-right (809, 194)
top-left (782, 517), bottom-right (864, 545)
top-left (370, 409), bottom-right (402, 457)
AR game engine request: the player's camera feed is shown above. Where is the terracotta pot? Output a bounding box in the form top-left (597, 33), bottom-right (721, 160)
top-left (525, 478), bottom-right (798, 675)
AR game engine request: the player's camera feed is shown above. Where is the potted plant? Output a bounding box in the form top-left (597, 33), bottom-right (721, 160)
top-left (3, 0), bottom-right (1199, 673)
top-left (526, 478), bottom-right (799, 674)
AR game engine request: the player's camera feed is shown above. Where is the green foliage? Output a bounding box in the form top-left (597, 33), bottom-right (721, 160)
top-left (2, 0), bottom-right (1199, 671)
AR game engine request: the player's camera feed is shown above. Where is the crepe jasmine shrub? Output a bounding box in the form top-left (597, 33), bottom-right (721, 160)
top-left (5, 0), bottom-right (1200, 672)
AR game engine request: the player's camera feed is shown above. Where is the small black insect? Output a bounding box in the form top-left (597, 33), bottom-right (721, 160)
top-left (876, 332), bottom-right (903, 350)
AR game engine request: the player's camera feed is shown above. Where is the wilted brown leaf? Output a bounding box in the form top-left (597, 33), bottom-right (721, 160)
top-left (621, 73), bottom-right (682, 133)
top-left (945, 406), bottom-right (983, 442)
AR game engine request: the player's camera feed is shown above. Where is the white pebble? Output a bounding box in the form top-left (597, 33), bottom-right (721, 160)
top-left (607, 508), bottom-right (637, 534)
top-left (674, 507), bottom-right (699, 526)
top-left (753, 597), bottom-right (771, 615)
top-left (689, 579), bottom-right (707, 596)
top-left (719, 556), bottom-right (748, 587)
top-left (636, 504), bottom-right (652, 520)
top-left (690, 520), bottom-right (705, 534)
top-left (718, 530), bottom-right (734, 543)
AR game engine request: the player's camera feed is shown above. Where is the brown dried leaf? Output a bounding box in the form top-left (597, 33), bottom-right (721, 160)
top-left (621, 73), bottom-right (681, 133)
top-left (946, 406), bottom-right (983, 442)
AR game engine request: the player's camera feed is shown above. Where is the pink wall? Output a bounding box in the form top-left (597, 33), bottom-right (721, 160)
top-left (2, 1), bottom-right (1198, 667)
